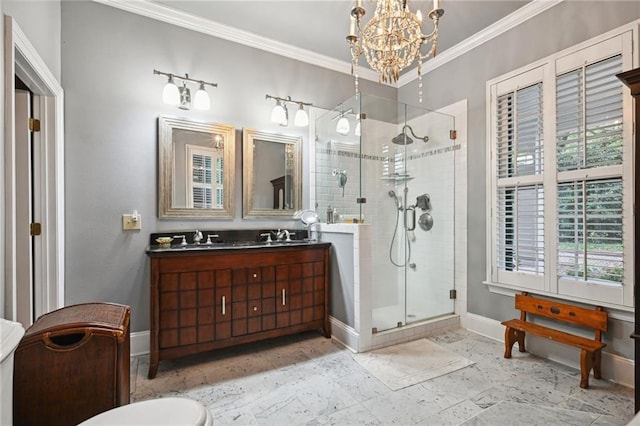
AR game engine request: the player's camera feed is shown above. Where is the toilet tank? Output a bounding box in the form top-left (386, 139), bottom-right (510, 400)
top-left (1, 319), bottom-right (25, 426)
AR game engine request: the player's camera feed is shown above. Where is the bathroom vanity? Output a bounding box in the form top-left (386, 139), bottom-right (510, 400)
top-left (146, 237), bottom-right (331, 378)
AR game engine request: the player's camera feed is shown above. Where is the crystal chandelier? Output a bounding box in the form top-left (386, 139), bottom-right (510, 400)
top-left (347, 0), bottom-right (444, 102)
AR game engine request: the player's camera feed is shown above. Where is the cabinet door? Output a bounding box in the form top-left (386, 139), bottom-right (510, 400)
top-left (276, 261), bottom-right (325, 328)
top-left (158, 272), bottom-right (197, 348)
top-left (196, 271), bottom-right (215, 344)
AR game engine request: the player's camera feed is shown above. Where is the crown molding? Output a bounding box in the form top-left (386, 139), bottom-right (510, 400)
top-left (92, 0), bottom-right (383, 83)
top-left (93, 0), bottom-right (563, 89)
top-left (397, 0), bottom-right (564, 87)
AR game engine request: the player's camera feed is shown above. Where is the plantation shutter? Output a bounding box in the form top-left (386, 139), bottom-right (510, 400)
top-left (555, 54), bottom-right (626, 303)
top-left (495, 80), bottom-right (545, 289)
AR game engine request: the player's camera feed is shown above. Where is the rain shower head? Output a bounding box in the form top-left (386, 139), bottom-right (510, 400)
top-left (392, 125), bottom-right (429, 145)
top-left (392, 133), bottom-right (413, 145)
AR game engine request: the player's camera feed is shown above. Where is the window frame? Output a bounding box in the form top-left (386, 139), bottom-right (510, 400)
top-left (485, 23), bottom-right (637, 312)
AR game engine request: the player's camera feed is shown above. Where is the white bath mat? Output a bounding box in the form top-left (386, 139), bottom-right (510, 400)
top-left (353, 338), bottom-right (474, 391)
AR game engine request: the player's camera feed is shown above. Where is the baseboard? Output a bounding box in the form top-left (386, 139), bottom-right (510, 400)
top-left (465, 313), bottom-right (634, 388)
top-left (130, 330), bottom-right (149, 356)
top-left (131, 320), bottom-right (357, 357)
top-left (329, 316), bottom-right (359, 353)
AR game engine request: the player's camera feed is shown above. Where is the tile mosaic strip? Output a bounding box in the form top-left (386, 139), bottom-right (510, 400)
top-left (317, 144), bottom-right (462, 163)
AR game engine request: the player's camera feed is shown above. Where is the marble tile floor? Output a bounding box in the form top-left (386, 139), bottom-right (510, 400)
top-left (130, 329), bottom-right (634, 425)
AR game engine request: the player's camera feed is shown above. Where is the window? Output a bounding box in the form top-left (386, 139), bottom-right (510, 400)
top-left (186, 145), bottom-right (224, 209)
top-left (488, 28), bottom-right (634, 309)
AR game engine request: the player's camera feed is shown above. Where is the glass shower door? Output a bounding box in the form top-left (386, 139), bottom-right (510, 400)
top-left (401, 105), bottom-right (456, 326)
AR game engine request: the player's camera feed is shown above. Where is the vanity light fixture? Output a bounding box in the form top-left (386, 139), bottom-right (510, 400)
top-left (266, 94), bottom-right (312, 127)
top-left (335, 104), bottom-right (352, 136)
top-left (294, 103), bottom-right (309, 127)
top-left (271, 99), bottom-right (288, 126)
top-left (154, 69), bottom-right (217, 111)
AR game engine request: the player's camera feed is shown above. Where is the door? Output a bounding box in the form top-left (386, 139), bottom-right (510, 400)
top-left (15, 88), bottom-right (34, 327)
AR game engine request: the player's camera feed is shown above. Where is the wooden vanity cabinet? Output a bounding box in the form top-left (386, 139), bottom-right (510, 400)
top-left (147, 244), bottom-right (330, 378)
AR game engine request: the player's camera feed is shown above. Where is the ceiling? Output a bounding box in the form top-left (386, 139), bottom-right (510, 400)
top-left (142, 0), bottom-right (532, 82)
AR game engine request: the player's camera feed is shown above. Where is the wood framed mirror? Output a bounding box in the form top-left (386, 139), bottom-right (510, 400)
top-left (242, 128), bottom-right (301, 218)
top-left (158, 116), bottom-right (235, 218)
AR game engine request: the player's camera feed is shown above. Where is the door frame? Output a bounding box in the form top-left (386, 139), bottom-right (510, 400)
top-left (4, 15), bottom-right (64, 321)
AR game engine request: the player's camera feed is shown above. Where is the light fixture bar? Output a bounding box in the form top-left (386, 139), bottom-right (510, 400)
top-left (153, 69), bottom-right (218, 89)
top-left (265, 94), bottom-right (312, 108)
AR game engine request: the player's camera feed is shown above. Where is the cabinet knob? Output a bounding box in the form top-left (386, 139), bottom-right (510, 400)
top-left (253, 273), bottom-right (258, 278)
top-left (253, 306), bottom-right (258, 312)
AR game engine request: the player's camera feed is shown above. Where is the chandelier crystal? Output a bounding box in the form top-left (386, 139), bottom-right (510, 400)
top-left (347, 0), bottom-right (444, 102)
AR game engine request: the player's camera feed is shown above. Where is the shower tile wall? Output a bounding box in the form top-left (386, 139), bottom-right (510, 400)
top-left (315, 141), bottom-right (361, 223)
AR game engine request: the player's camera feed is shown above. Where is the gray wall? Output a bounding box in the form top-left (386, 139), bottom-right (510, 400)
top-left (61, 1), bottom-right (395, 332)
top-left (3, 0), bottom-right (61, 81)
top-left (398, 1), bottom-right (640, 359)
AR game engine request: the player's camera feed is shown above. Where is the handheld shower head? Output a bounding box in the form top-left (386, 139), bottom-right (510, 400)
top-left (388, 190), bottom-right (400, 209)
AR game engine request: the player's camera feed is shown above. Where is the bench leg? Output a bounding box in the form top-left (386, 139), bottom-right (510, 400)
top-left (580, 350), bottom-right (596, 389)
top-left (504, 327), bottom-right (525, 358)
top-left (593, 349), bottom-right (602, 380)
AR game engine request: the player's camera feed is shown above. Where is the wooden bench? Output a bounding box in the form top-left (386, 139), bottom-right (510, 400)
top-left (501, 292), bottom-right (608, 389)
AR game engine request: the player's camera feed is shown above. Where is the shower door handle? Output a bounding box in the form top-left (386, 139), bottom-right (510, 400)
top-left (405, 206), bottom-right (416, 231)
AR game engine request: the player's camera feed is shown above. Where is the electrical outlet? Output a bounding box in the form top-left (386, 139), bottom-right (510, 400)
top-left (122, 214), bottom-right (142, 230)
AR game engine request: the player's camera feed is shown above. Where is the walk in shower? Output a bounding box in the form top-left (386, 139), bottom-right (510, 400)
top-left (314, 93), bottom-right (457, 335)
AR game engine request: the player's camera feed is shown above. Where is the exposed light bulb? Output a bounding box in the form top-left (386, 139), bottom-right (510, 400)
top-left (193, 83), bottom-right (210, 110)
top-left (162, 75), bottom-right (180, 105)
top-left (294, 104), bottom-right (309, 127)
top-left (336, 116), bottom-right (350, 136)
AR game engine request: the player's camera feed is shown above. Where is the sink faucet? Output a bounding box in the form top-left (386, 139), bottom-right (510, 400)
top-left (193, 230), bottom-right (203, 245)
top-left (275, 229), bottom-right (295, 242)
top-left (275, 229), bottom-right (289, 241)
top-left (205, 233), bottom-right (219, 245)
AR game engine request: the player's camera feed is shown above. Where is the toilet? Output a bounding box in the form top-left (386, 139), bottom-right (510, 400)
top-left (0, 318), bottom-right (25, 426)
top-left (79, 397), bottom-right (214, 425)
top-left (2, 317), bottom-right (212, 426)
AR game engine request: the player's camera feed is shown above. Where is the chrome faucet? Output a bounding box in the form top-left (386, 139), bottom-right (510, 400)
top-left (275, 229), bottom-right (288, 241)
top-left (205, 233), bottom-right (219, 245)
top-left (275, 229), bottom-right (295, 242)
top-left (193, 230), bottom-right (203, 245)
top-left (173, 235), bottom-right (187, 245)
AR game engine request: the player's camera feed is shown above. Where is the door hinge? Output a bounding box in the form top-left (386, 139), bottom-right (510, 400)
top-left (29, 118), bottom-right (41, 132)
top-left (30, 223), bottom-right (41, 236)
top-left (449, 130), bottom-right (457, 140)
top-left (449, 289), bottom-right (457, 299)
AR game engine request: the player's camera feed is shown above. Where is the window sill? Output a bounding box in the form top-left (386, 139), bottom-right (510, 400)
top-left (483, 281), bottom-right (634, 322)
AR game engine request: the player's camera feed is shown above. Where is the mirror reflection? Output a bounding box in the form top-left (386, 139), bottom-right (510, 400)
top-left (158, 116), bottom-right (235, 218)
top-left (243, 128), bottom-right (301, 218)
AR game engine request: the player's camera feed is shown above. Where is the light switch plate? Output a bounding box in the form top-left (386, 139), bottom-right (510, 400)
top-left (122, 214), bottom-right (142, 230)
